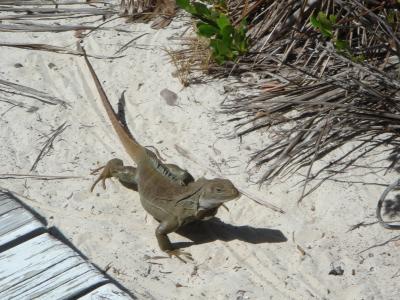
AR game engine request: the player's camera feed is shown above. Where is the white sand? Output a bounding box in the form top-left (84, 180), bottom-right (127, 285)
top-left (1, 3), bottom-right (399, 299)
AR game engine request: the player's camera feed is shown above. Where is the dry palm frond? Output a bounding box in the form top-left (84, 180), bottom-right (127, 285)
top-left (120, 0), bottom-right (155, 15)
top-left (0, 42), bottom-right (123, 58)
top-left (0, 79), bottom-right (69, 107)
top-left (174, 0), bottom-right (400, 199)
top-left (0, 22), bottom-right (131, 32)
top-left (120, 0), bottom-right (175, 28)
top-left (0, 2), bottom-right (117, 20)
top-left (0, 1), bottom-right (120, 31)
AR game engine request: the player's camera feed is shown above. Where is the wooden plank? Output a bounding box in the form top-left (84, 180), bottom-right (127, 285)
top-left (0, 197), bottom-right (14, 207)
top-left (0, 199), bottom-right (13, 208)
top-left (14, 265), bottom-right (107, 300)
top-left (0, 233), bottom-right (109, 299)
top-left (78, 283), bottom-right (133, 300)
top-left (0, 196), bottom-right (20, 215)
top-left (0, 193), bottom-right (44, 247)
top-left (0, 192), bottom-right (134, 299)
top-left (2, 259), bottom-right (88, 298)
top-left (0, 201), bottom-right (20, 216)
top-left (0, 208), bottom-right (38, 236)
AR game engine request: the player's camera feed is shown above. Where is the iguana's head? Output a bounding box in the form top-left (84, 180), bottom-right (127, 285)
top-left (199, 179), bottom-right (240, 209)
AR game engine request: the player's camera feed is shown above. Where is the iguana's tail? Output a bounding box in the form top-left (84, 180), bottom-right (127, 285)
top-left (82, 47), bottom-right (146, 163)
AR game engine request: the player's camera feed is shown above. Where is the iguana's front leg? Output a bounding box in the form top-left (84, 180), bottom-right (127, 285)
top-left (155, 218), bottom-right (193, 263)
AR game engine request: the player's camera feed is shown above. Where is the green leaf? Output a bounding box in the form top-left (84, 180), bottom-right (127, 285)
top-left (193, 2), bottom-right (211, 16)
top-left (176, 0), bottom-right (196, 14)
top-left (387, 11), bottom-right (395, 24)
top-left (318, 12), bottom-right (332, 30)
top-left (177, 1), bottom-right (249, 64)
top-left (210, 9), bottom-right (220, 19)
top-left (329, 14), bottom-right (337, 24)
top-left (176, 0), bottom-right (190, 9)
top-left (353, 54), bottom-right (366, 63)
top-left (238, 38), bottom-right (248, 53)
top-left (334, 39), bottom-right (348, 51)
top-left (310, 14), bottom-right (320, 29)
top-left (209, 39), bottom-right (219, 53)
top-left (221, 25), bottom-right (233, 46)
top-left (320, 27), bottom-right (332, 38)
top-left (197, 23), bottom-right (219, 37)
top-left (236, 23), bottom-right (246, 39)
top-left (214, 55), bottom-right (225, 65)
top-left (216, 14), bottom-right (230, 30)
top-left (216, 39), bottom-right (229, 55)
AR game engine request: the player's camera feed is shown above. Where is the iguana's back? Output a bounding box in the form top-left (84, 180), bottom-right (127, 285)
top-left (136, 158), bottom-right (204, 223)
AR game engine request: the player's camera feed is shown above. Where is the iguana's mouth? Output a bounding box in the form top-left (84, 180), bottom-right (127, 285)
top-left (233, 193), bottom-right (241, 200)
top-left (228, 190), bottom-right (241, 201)
top-left (199, 193), bottom-right (240, 210)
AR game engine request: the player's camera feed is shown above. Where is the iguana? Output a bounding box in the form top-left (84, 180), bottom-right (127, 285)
top-left (82, 48), bottom-right (240, 261)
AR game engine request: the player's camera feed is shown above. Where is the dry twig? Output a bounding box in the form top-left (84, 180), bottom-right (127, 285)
top-left (30, 122), bottom-right (70, 172)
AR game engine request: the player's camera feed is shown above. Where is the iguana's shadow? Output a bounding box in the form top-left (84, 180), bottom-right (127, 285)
top-left (173, 217), bottom-right (287, 249)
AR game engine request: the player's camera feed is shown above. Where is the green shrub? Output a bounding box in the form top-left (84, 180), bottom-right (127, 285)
top-left (310, 12), bottom-right (349, 54)
top-left (310, 12), bottom-right (368, 63)
top-left (177, 0), bottom-right (249, 65)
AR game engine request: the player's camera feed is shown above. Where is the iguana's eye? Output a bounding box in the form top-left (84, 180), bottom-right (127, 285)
top-left (215, 187), bottom-right (223, 193)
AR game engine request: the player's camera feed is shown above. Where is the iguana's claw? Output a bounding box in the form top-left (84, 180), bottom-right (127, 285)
top-left (90, 165), bottom-right (109, 192)
top-left (166, 249), bottom-right (193, 264)
top-left (90, 164), bottom-right (105, 175)
top-left (90, 159), bottom-right (123, 192)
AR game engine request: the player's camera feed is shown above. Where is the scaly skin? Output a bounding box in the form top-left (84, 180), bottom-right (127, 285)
top-left (83, 47), bottom-right (240, 262)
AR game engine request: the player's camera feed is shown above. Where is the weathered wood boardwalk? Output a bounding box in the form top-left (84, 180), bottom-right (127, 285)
top-left (0, 191), bottom-right (135, 300)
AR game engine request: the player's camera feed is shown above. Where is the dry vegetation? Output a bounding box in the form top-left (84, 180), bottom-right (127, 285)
top-left (2, 1), bottom-right (400, 206)
top-left (166, 36), bottom-right (212, 86)
top-left (173, 0), bottom-right (400, 201)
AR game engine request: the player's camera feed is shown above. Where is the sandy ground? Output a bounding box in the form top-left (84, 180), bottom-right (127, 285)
top-left (1, 2), bottom-right (400, 300)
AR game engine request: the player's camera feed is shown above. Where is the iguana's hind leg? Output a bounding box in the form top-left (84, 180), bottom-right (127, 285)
top-left (91, 159), bottom-right (194, 192)
top-left (155, 219), bottom-right (193, 263)
top-left (91, 158), bottom-right (139, 192)
top-left (116, 162), bottom-right (192, 190)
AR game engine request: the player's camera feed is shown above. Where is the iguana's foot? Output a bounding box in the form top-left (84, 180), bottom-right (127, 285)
top-left (166, 249), bottom-right (193, 264)
top-left (90, 158), bottom-right (123, 192)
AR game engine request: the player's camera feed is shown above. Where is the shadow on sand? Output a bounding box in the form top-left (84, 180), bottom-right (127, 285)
top-left (173, 217), bottom-right (287, 249)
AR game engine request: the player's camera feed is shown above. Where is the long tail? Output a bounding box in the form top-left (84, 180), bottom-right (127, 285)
top-left (82, 46), bottom-right (146, 163)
